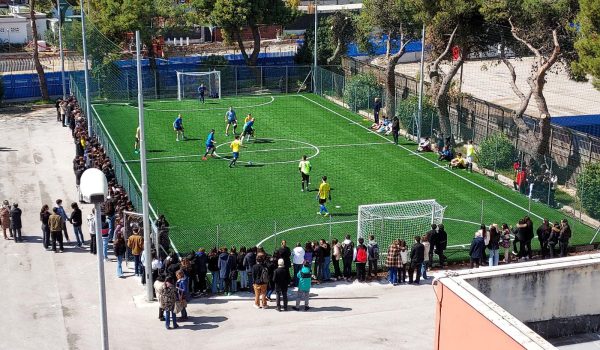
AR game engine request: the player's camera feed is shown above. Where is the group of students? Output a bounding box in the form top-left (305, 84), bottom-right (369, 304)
top-left (385, 224), bottom-right (449, 285)
top-left (468, 216), bottom-right (572, 268)
top-left (0, 200), bottom-right (22, 242)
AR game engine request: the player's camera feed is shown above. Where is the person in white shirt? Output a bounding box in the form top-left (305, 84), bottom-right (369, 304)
top-left (292, 242), bottom-right (305, 287)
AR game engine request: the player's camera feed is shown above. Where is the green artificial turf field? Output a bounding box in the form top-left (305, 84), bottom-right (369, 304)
top-left (91, 93), bottom-right (598, 257)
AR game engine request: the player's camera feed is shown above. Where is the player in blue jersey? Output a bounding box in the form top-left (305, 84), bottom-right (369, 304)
top-left (202, 129), bottom-right (216, 160)
top-left (198, 84), bottom-right (206, 104)
top-left (224, 106), bottom-right (237, 136)
top-left (240, 114), bottom-right (255, 144)
top-left (173, 114), bottom-right (185, 141)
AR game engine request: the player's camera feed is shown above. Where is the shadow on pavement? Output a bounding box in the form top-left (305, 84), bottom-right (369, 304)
top-left (179, 315), bottom-right (227, 331)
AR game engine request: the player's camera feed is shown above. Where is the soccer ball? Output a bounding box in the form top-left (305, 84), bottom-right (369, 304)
top-left (248, 161), bottom-right (253, 166)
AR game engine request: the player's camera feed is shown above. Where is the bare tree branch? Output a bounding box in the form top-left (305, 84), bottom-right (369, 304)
top-left (508, 17), bottom-right (541, 58)
top-left (432, 24), bottom-right (459, 73)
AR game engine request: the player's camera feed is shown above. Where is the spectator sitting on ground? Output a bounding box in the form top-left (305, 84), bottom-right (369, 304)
top-left (370, 119), bottom-right (384, 130)
top-left (450, 153), bottom-right (466, 169)
top-left (418, 137), bottom-right (432, 152)
top-left (438, 145), bottom-right (454, 161)
top-left (376, 118), bottom-right (390, 134)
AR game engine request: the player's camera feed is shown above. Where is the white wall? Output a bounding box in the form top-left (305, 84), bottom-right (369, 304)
top-left (0, 17), bottom-right (28, 44)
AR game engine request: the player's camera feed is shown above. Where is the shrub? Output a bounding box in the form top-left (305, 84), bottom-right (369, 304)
top-left (396, 95), bottom-right (438, 137)
top-left (577, 162), bottom-right (600, 220)
top-left (475, 133), bottom-right (517, 171)
top-left (343, 73), bottom-right (381, 112)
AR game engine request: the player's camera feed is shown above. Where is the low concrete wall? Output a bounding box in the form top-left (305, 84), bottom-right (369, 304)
top-left (465, 255), bottom-right (600, 323)
top-left (434, 254), bottom-right (600, 349)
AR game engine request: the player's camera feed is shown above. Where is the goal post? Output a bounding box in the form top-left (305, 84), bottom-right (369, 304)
top-left (357, 199), bottom-right (446, 264)
top-left (176, 70), bottom-right (222, 101)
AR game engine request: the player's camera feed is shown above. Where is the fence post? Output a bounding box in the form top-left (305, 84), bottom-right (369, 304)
top-left (235, 66), bottom-right (238, 96)
top-left (260, 67), bottom-right (263, 89)
top-left (486, 105), bottom-right (491, 139)
top-left (273, 221), bottom-right (277, 250)
top-left (286, 66), bottom-right (289, 94)
top-left (216, 224), bottom-right (220, 248)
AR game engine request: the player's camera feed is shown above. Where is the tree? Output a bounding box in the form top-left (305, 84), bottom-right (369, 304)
top-left (481, 0), bottom-right (579, 157)
top-left (577, 161), bottom-right (600, 220)
top-left (414, 0), bottom-right (491, 144)
top-left (358, 0), bottom-right (420, 118)
top-left (326, 11), bottom-right (356, 65)
top-left (295, 13), bottom-right (356, 67)
top-left (572, 0), bottom-right (600, 90)
top-left (30, 0), bottom-right (53, 100)
top-left (192, 0), bottom-right (294, 66)
top-left (89, 0), bottom-right (195, 97)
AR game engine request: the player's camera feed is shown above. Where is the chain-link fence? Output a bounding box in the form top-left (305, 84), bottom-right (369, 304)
top-left (314, 62), bottom-right (600, 230)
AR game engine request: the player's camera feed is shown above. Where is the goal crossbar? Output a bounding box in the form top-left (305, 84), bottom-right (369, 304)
top-left (176, 70), bottom-right (222, 101)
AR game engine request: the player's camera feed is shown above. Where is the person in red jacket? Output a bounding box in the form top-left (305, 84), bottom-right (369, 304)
top-left (355, 238), bottom-right (368, 282)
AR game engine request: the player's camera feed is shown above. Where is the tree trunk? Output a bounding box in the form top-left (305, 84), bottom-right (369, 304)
top-left (30, 0), bottom-right (49, 100)
top-left (385, 54), bottom-right (401, 118)
top-left (531, 79), bottom-right (552, 156)
top-left (235, 25), bottom-right (261, 66)
top-left (431, 57), bottom-right (464, 144)
top-left (327, 39), bottom-right (343, 64)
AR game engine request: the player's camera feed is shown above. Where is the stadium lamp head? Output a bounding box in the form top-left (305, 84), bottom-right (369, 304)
top-left (80, 168), bottom-right (108, 204)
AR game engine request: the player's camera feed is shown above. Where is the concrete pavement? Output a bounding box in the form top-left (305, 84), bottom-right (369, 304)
top-left (0, 106), bottom-right (435, 349)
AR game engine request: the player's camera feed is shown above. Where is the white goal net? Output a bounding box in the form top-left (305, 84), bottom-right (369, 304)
top-left (176, 70), bottom-right (221, 101)
top-left (357, 200), bottom-right (446, 262)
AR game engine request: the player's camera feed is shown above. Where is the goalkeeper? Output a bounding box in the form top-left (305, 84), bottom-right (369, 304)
top-left (317, 176), bottom-right (331, 216)
top-left (298, 155), bottom-right (311, 192)
top-left (198, 83), bottom-right (206, 104)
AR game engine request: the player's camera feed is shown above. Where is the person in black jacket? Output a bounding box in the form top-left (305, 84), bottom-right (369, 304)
top-left (10, 203), bottom-right (23, 242)
top-left (114, 233), bottom-right (126, 278)
top-left (559, 219), bottom-right (571, 257)
top-left (207, 248), bottom-right (220, 294)
top-left (194, 248), bottom-right (208, 295)
top-left (243, 247), bottom-right (257, 288)
top-left (433, 224), bottom-right (448, 267)
top-left (408, 236), bottom-right (425, 284)
top-left (69, 203), bottom-right (84, 248)
top-left (391, 116), bottom-right (400, 144)
top-left (40, 205), bottom-right (51, 249)
top-left (537, 219), bottom-right (551, 259)
top-left (273, 258), bottom-right (291, 311)
top-left (470, 232), bottom-right (485, 268)
top-left (226, 247), bottom-right (238, 295)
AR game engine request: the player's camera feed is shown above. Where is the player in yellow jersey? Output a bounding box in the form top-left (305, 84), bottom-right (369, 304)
top-left (317, 176), bottom-right (331, 216)
top-left (465, 140), bottom-right (475, 173)
top-left (134, 126), bottom-right (141, 154)
top-left (229, 135), bottom-right (243, 168)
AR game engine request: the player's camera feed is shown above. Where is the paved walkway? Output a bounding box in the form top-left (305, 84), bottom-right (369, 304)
top-left (0, 107), bottom-right (435, 349)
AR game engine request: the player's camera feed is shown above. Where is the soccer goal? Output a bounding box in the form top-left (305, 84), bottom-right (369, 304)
top-left (176, 70), bottom-right (221, 101)
top-left (357, 200), bottom-right (446, 260)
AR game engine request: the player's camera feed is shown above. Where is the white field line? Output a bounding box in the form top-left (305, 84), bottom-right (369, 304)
top-left (124, 141), bottom-right (392, 163)
top-left (299, 94), bottom-right (544, 221)
top-left (255, 217), bottom-right (482, 248)
top-left (92, 105), bottom-right (180, 256)
top-left (118, 96), bottom-right (275, 112)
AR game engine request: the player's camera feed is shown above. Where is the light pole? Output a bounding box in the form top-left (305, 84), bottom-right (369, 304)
top-left (80, 0), bottom-right (92, 138)
top-left (56, 0), bottom-right (66, 99)
top-left (313, 0), bottom-right (318, 93)
top-left (135, 30), bottom-right (154, 302)
top-left (80, 168), bottom-right (109, 350)
top-left (416, 24), bottom-right (426, 143)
